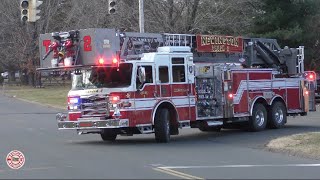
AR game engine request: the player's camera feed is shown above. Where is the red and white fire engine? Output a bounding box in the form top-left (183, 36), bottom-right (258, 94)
top-left (38, 28), bottom-right (312, 142)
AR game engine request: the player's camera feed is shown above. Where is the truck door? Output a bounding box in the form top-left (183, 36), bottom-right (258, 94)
top-left (157, 65), bottom-right (171, 98)
top-left (134, 64), bottom-right (156, 125)
top-left (171, 57), bottom-right (191, 121)
top-left (155, 55), bottom-right (171, 99)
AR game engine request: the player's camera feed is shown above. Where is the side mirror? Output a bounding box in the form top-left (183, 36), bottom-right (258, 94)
top-left (137, 67), bottom-right (146, 90)
top-left (138, 67), bottom-right (146, 84)
top-left (71, 73), bottom-right (83, 89)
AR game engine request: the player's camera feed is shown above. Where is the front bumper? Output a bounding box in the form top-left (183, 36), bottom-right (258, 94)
top-left (58, 119), bottom-right (129, 130)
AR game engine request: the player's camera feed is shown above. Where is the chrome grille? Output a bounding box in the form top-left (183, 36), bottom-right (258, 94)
top-left (80, 95), bottom-right (110, 118)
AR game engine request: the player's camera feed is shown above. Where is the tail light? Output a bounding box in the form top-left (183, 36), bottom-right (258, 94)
top-left (304, 71), bottom-right (316, 81)
top-left (98, 58), bottom-right (104, 65)
top-left (305, 90), bottom-right (309, 95)
top-left (112, 58), bottom-right (118, 64)
top-left (228, 93), bottom-right (233, 99)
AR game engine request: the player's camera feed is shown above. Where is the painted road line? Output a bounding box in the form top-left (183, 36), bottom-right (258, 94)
top-left (0, 166), bottom-right (73, 172)
top-left (153, 167), bottom-right (203, 179)
top-left (159, 163), bottom-right (320, 169)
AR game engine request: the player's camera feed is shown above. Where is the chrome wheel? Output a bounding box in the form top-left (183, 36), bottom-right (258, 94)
top-left (268, 101), bottom-right (287, 129)
top-left (274, 109), bottom-right (284, 124)
top-left (249, 103), bottom-right (267, 131)
top-left (256, 110), bottom-right (265, 127)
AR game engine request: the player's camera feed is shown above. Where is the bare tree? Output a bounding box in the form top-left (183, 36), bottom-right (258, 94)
top-left (0, 0), bottom-right (264, 85)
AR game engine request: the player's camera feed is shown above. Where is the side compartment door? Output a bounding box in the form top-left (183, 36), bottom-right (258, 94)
top-left (195, 64), bottom-right (224, 119)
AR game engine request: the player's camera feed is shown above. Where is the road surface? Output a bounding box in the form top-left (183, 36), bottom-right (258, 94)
top-left (0, 94), bottom-right (320, 179)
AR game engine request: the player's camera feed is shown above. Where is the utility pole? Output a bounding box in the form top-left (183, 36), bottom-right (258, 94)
top-left (139, 0), bottom-right (144, 33)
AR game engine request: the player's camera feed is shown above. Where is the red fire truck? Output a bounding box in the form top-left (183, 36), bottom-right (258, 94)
top-left (38, 28), bottom-right (311, 142)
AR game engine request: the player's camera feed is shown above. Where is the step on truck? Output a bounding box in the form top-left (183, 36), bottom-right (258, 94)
top-left (38, 28), bottom-right (313, 142)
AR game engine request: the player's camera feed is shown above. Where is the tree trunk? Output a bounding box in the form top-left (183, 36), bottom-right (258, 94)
top-left (20, 70), bottom-right (28, 85)
top-left (168, 0), bottom-right (174, 31)
top-left (8, 71), bottom-right (16, 83)
top-left (187, 0), bottom-right (200, 32)
top-left (28, 73), bottom-right (35, 86)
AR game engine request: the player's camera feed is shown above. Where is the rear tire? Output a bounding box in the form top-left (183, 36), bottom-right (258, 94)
top-left (268, 101), bottom-right (286, 129)
top-left (154, 109), bottom-right (170, 143)
top-left (249, 103), bottom-right (267, 131)
top-left (100, 129), bottom-right (117, 141)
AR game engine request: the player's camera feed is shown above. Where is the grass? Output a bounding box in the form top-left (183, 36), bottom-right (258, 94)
top-left (2, 84), bottom-right (70, 109)
top-left (267, 132), bottom-right (320, 159)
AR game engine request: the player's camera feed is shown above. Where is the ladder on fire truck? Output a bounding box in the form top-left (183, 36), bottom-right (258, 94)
top-left (297, 46), bottom-right (305, 73)
top-left (163, 33), bottom-right (195, 48)
top-left (119, 31), bottom-right (304, 75)
top-left (119, 32), bottom-right (196, 60)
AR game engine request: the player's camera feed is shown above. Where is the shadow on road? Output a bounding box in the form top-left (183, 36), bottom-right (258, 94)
top-left (65, 123), bottom-right (320, 148)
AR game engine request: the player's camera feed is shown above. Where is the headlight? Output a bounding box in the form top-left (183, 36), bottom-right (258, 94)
top-left (69, 104), bottom-right (79, 110)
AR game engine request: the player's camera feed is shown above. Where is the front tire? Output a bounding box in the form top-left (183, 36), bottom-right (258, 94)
top-left (249, 103), bottom-right (267, 131)
top-left (100, 129), bottom-right (117, 141)
top-left (154, 109), bottom-right (170, 143)
top-left (268, 101), bottom-right (286, 129)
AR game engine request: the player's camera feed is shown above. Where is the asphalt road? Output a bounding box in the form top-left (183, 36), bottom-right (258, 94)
top-left (0, 94), bottom-right (320, 179)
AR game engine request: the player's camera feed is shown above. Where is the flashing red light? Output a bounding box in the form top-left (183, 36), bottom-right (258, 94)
top-left (99, 58), bottom-right (104, 65)
top-left (228, 93), bottom-right (233, 99)
top-left (304, 71), bottom-right (316, 81)
top-left (309, 74), bottom-right (314, 80)
top-left (110, 96), bottom-right (120, 103)
top-left (112, 58), bottom-right (118, 64)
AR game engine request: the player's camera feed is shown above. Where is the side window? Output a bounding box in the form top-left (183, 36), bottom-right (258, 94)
top-left (136, 65), bottom-right (153, 88)
top-left (144, 66), bottom-right (153, 83)
top-left (172, 65), bottom-right (185, 82)
top-left (172, 57), bottom-right (185, 83)
top-left (159, 66), bottom-right (169, 83)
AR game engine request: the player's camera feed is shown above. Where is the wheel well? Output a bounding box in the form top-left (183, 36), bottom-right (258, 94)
top-left (153, 102), bottom-right (179, 131)
top-left (269, 97), bottom-right (287, 114)
top-left (250, 97), bottom-right (268, 115)
top-left (270, 97), bottom-right (286, 106)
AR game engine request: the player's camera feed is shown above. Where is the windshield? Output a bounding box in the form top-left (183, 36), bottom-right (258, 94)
top-left (71, 63), bottom-right (133, 89)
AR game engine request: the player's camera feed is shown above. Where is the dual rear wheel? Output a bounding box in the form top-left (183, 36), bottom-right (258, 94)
top-left (250, 101), bottom-right (286, 131)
